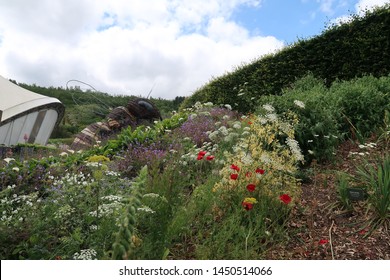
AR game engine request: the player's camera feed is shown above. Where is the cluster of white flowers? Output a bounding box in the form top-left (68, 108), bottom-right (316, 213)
top-left (286, 137), bottom-right (304, 162)
top-left (105, 170), bottom-right (120, 177)
top-left (263, 104), bottom-right (275, 113)
top-left (101, 195), bottom-right (122, 203)
top-left (1, 189), bottom-right (38, 225)
top-left (232, 121), bottom-right (242, 130)
top-left (218, 126), bottom-right (229, 136)
top-left (349, 142), bottom-right (377, 157)
top-left (143, 193), bottom-right (168, 203)
top-left (207, 121), bottom-right (245, 144)
top-left (224, 132), bottom-right (240, 143)
top-left (137, 206), bottom-right (155, 214)
top-left (54, 204), bottom-right (76, 220)
top-left (72, 249), bottom-right (97, 260)
top-left (143, 193), bottom-right (160, 199)
top-left (222, 115), bottom-right (230, 120)
top-left (358, 142), bottom-right (377, 149)
top-left (266, 113), bottom-right (278, 122)
top-left (294, 100), bottom-right (305, 109)
top-left (208, 130), bottom-right (220, 142)
top-left (85, 162), bottom-right (100, 167)
top-left (241, 153), bottom-right (254, 165)
top-left (89, 200), bottom-right (122, 218)
top-left (52, 172), bottom-right (92, 188)
top-left (89, 225), bottom-right (98, 231)
top-left (194, 101), bottom-right (203, 110)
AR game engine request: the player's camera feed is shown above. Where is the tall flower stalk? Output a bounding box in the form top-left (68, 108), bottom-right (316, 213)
top-left (109, 165), bottom-right (147, 260)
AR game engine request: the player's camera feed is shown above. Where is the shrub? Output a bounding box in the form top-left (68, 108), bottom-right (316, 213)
top-left (329, 75), bottom-right (390, 139)
top-left (257, 75), bottom-right (340, 163)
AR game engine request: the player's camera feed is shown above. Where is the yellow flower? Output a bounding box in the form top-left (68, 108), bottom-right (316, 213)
top-left (87, 155), bottom-right (110, 162)
top-left (243, 197), bottom-right (258, 204)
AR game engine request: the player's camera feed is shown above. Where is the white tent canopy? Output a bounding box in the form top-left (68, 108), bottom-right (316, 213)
top-left (0, 75), bottom-right (64, 146)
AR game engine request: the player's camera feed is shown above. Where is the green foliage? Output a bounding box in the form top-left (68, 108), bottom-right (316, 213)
top-left (355, 155), bottom-right (390, 222)
top-left (336, 172), bottom-right (353, 210)
top-left (110, 166), bottom-right (147, 260)
top-left (377, 110), bottom-right (390, 150)
top-left (0, 162), bottom-right (136, 259)
top-left (257, 74), bottom-right (340, 163)
top-left (181, 5), bottom-right (390, 112)
top-left (177, 107), bottom-right (303, 259)
top-left (0, 95), bottom-right (387, 259)
top-left (330, 76), bottom-right (390, 138)
top-left (335, 154), bottom-right (390, 237)
top-left (254, 74), bottom-right (390, 163)
top-left (103, 111), bottom-right (188, 154)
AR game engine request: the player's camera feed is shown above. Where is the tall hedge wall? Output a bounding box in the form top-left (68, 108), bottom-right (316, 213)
top-left (181, 5), bottom-right (390, 113)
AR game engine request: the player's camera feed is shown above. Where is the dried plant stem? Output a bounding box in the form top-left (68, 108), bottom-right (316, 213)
top-left (245, 229), bottom-right (252, 259)
top-left (329, 220), bottom-right (335, 260)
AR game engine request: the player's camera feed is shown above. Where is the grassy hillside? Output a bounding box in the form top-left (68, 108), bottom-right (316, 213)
top-left (15, 82), bottom-right (185, 138)
top-left (181, 4), bottom-right (390, 113)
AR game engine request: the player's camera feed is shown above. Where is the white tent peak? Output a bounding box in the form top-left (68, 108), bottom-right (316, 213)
top-left (0, 75), bottom-right (65, 146)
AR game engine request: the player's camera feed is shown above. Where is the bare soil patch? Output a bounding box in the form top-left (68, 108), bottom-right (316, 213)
top-left (267, 139), bottom-right (390, 260)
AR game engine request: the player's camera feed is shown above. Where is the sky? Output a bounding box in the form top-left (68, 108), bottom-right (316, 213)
top-left (0, 0), bottom-right (388, 100)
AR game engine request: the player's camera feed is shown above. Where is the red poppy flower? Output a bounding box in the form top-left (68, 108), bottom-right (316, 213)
top-left (230, 164), bottom-right (240, 172)
top-left (319, 239), bottom-right (329, 245)
top-left (206, 155), bottom-right (215, 161)
top-left (255, 168), bottom-right (265, 175)
top-left (247, 121), bottom-right (252, 125)
top-left (242, 201), bottom-right (253, 211)
top-left (230, 173), bottom-right (238, 180)
top-left (197, 151), bottom-right (207, 160)
top-left (359, 229), bottom-right (368, 235)
top-left (246, 184), bottom-right (256, 192)
top-left (279, 194), bottom-right (292, 205)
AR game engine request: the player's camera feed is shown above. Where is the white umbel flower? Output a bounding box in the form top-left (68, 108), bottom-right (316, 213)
top-left (286, 137), bottom-right (304, 162)
top-left (294, 100), bottom-right (305, 109)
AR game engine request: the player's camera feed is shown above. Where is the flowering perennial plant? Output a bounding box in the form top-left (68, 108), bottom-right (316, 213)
top-left (279, 194), bottom-right (292, 205)
top-left (72, 249), bottom-right (98, 260)
top-left (0, 185), bottom-right (40, 226)
top-left (213, 108), bottom-right (302, 212)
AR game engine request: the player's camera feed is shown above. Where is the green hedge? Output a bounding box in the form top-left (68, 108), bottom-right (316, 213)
top-left (181, 5), bottom-right (390, 113)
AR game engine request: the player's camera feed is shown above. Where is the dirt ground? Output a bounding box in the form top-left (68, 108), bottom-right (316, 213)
top-left (267, 139), bottom-right (390, 260)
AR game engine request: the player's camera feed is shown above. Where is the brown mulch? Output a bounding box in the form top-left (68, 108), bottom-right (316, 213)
top-left (266, 139), bottom-right (390, 260)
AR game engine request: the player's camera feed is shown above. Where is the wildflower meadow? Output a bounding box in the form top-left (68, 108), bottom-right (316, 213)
top-left (1, 75), bottom-right (389, 260)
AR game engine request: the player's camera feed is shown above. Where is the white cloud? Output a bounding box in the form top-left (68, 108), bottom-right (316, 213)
top-left (318, 0), bottom-right (337, 14)
top-left (0, 0), bottom-right (282, 100)
top-left (316, 0), bottom-right (351, 15)
top-left (329, 0), bottom-right (389, 26)
top-left (355, 0), bottom-right (390, 14)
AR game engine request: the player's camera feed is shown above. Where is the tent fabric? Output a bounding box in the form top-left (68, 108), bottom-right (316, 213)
top-left (0, 75), bottom-right (64, 146)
